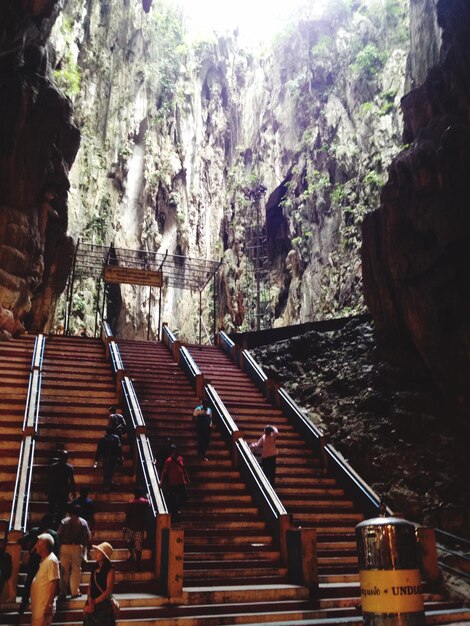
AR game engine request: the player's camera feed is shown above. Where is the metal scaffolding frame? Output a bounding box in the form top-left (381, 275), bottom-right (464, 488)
top-left (64, 241), bottom-right (222, 341)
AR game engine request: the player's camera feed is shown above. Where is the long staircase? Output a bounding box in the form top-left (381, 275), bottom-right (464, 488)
top-left (8, 336), bottom-right (157, 625)
top-left (117, 340), bottom-right (289, 588)
top-left (1, 333), bottom-right (469, 625)
top-left (180, 341), bottom-right (470, 624)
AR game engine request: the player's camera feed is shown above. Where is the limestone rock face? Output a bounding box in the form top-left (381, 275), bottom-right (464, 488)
top-left (362, 0), bottom-right (470, 409)
top-left (52, 0), bottom-right (410, 338)
top-left (0, 1), bottom-right (80, 336)
top-left (407, 0), bottom-right (441, 89)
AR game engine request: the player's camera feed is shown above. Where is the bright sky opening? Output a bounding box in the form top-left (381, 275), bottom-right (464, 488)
top-left (176, 0), bottom-right (329, 45)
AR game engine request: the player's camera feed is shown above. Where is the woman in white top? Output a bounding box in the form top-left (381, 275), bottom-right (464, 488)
top-left (250, 425), bottom-right (279, 487)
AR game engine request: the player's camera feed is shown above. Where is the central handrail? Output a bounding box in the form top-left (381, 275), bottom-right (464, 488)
top-left (9, 436), bottom-right (35, 533)
top-left (135, 434), bottom-right (168, 516)
top-left (242, 349), bottom-right (267, 393)
top-left (179, 346), bottom-right (201, 381)
top-left (236, 438), bottom-right (287, 520)
top-left (162, 324), bottom-right (177, 350)
top-left (101, 320), bottom-right (113, 343)
top-left (179, 346), bottom-right (204, 397)
top-left (205, 384), bottom-right (239, 437)
top-left (205, 381), bottom-right (289, 557)
top-left (121, 376), bottom-right (146, 432)
top-left (23, 334), bottom-right (45, 433)
top-left (278, 388), bottom-right (325, 460)
top-left (109, 341), bottom-right (124, 374)
top-left (218, 330), bottom-right (235, 352)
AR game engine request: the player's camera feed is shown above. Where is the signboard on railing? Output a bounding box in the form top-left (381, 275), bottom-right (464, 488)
top-left (103, 265), bottom-right (163, 287)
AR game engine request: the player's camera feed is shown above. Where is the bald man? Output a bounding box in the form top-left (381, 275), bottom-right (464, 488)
top-left (30, 533), bottom-right (60, 626)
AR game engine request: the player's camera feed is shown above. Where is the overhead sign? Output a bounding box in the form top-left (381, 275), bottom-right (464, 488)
top-left (103, 265), bottom-right (163, 287)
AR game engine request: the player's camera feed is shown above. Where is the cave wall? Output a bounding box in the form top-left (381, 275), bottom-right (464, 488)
top-left (0, 0), bottom-right (80, 337)
top-left (362, 0), bottom-right (470, 409)
top-left (407, 0), bottom-right (441, 89)
top-left (51, 0), bottom-right (411, 338)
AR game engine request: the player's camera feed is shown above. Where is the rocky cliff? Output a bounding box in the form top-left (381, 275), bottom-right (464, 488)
top-left (49, 0), bottom-right (411, 338)
top-left (0, 0), bottom-right (80, 337)
top-left (362, 0), bottom-right (470, 410)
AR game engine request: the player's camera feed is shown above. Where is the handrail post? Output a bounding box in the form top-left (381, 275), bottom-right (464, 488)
top-left (195, 373), bottom-right (205, 399)
top-left (172, 341), bottom-right (181, 363)
top-left (417, 527), bottom-right (440, 586)
top-left (286, 527), bottom-right (318, 594)
top-left (116, 369), bottom-right (124, 404)
top-left (231, 431), bottom-right (243, 465)
top-left (155, 513), bottom-right (171, 582)
top-left (3, 530), bottom-right (22, 602)
top-left (279, 513), bottom-right (292, 565)
top-left (161, 528), bottom-right (184, 602)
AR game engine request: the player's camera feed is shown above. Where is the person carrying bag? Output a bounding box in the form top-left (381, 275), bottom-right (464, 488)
top-left (83, 542), bottom-right (118, 625)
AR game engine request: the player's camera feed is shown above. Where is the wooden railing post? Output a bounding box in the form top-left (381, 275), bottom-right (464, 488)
top-left (154, 513), bottom-right (171, 582)
top-left (231, 431), bottom-right (243, 465)
top-left (286, 527), bottom-right (318, 593)
top-left (160, 528), bottom-right (184, 602)
top-left (278, 514), bottom-right (292, 565)
top-left (172, 341), bottom-right (181, 363)
top-left (417, 527), bottom-right (440, 585)
top-left (3, 531), bottom-right (22, 603)
top-left (195, 373), bottom-right (205, 399)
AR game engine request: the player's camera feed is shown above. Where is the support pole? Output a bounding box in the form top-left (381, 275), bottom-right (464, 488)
top-left (199, 289), bottom-right (202, 345)
top-left (94, 278), bottom-right (102, 338)
top-left (212, 273), bottom-right (216, 343)
top-left (157, 250), bottom-right (168, 342)
top-left (147, 286), bottom-right (152, 341)
top-left (100, 282), bottom-right (107, 331)
top-left (158, 285), bottom-right (162, 341)
top-left (255, 199), bottom-right (261, 332)
top-left (66, 239), bottom-right (80, 335)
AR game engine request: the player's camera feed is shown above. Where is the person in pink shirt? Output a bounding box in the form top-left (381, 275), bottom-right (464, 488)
top-left (250, 425), bottom-right (279, 487)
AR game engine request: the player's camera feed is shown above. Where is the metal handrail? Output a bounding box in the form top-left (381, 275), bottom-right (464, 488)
top-left (121, 376), bottom-right (146, 431)
top-left (218, 330), bottom-right (235, 355)
top-left (324, 444), bottom-right (387, 518)
top-left (9, 436), bottom-right (35, 532)
top-left (22, 369), bottom-right (42, 433)
top-left (109, 341), bottom-right (124, 375)
top-left (205, 383), bottom-right (286, 525)
top-left (32, 334), bottom-right (45, 371)
top-left (23, 334), bottom-right (45, 433)
top-left (435, 528), bottom-right (470, 581)
top-left (236, 438), bottom-right (287, 520)
top-left (101, 320), bottom-right (113, 342)
top-left (206, 384), bottom-right (239, 437)
top-left (242, 349), bottom-right (267, 392)
top-left (162, 325), bottom-right (177, 351)
top-left (237, 346), bottom-right (389, 519)
top-left (135, 433), bottom-right (168, 516)
top-left (179, 346), bottom-right (201, 388)
top-left (279, 388), bottom-right (323, 441)
top-left (436, 529), bottom-right (470, 548)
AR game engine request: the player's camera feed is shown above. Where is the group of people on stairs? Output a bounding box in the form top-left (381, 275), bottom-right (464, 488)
top-left (16, 403), bottom-right (152, 626)
top-left (157, 399), bottom-right (280, 521)
top-left (19, 484), bottom-right (149, 626)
